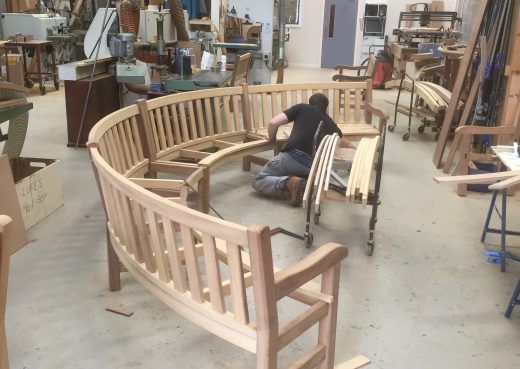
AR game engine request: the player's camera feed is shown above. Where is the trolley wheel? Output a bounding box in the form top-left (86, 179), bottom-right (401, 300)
top-left (418, 125), bottom-right (425, 134)
top-left (367, 240), bottom-right (374, 256)
top-left (39, 86), bottom-right (46, 95)
top-left (402, 132), bottom-right (410, 141)
top-left (388, 125), bottom-right (395, 132)
top-left (435, 132), bottom-right (440, 141)
top-left (25, 79), bottom-right (34, 88)
top-left (313, 212), bottom-right (320, 225)
top-left (54, 80), bottom-right (60, 90)
top-left (304, 232), bottom-right (313, 248)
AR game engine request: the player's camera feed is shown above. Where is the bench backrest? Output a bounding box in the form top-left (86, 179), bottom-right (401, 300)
top-left (245, 81), bottom-right (373, 130)
top-left (87, 104), bottom-right (148, 178)
top-left (90, 148), bottom-right (273, 352)
top-left (138, 86), bottom-right (249, 162)
top-left (0, 215), bottom-right (12, 369)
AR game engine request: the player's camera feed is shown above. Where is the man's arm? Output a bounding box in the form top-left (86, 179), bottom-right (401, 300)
top-left (267, 113), bottom-right (289, 141)
top-left (339, 136), bottom-right (356, 149)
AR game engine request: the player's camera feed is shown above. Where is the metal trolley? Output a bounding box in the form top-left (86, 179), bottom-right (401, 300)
top-left (301, 125), bottom-right (387, 255)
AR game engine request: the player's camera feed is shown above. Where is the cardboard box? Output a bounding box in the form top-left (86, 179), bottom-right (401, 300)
top-left (0, 54), bottom-right (24, 87)
top-left (9, 158), bottom-right (64, 230)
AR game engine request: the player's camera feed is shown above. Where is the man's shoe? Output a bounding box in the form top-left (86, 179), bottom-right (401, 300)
top-left (286, 176), bottom-right (306, 207)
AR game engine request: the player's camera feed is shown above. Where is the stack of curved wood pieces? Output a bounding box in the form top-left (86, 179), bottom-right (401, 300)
top-left (385, 78), bottom-right (462, 115)
top-left (303, 135), bottom-right (380, 208)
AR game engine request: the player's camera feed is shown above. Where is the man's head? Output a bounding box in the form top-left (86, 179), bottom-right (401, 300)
top-left (309, 93), bottom-right (329, 113)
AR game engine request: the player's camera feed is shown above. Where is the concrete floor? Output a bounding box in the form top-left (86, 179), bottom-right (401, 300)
top-left (3, 68), bottom-right (520, 369)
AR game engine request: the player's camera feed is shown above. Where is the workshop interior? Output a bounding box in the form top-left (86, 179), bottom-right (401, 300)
top-left (0, 0), bottom-right (519, 368)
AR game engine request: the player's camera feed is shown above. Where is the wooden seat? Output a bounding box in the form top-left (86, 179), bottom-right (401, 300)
top-left (1, 215), bottom-right (13, 369)
top-left (229, 52), bottom-right (252, 86)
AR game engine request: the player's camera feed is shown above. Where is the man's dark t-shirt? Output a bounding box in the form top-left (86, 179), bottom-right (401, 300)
top-left (282, 104), bottom-right (342, 156)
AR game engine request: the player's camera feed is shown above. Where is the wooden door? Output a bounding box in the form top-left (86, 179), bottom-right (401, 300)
top-left (321, 0), bottom-right (359, 68)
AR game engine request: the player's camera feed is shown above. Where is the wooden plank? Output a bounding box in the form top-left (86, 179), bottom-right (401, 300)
top-left (226, 242), bottom-right (249, 324)
top-left (434, 170), bottom-right (520, 184)
top-left (433, 0), bottom-right (493, 168)
top-left (303, 134), bottom-right (329, 205)
top-left (105, 305), bottom-right (134, 317)
top-left (278, 302), bottom-right (328, 350)
top-left (334, 355), bottom-right (371, 369)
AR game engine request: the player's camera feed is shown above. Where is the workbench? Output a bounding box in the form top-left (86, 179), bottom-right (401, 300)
top-left (1, 40), bottom-right (59, 95)
top-left (481, 145), bottom-right (520, 272)
top-left (161, 70), bottom-right (233, 92)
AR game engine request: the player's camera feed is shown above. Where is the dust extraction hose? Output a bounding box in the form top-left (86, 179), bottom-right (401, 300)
top-left (119, 0), bottom-right (140, 36)
top-left (168, 0), bottom-right (190, 41)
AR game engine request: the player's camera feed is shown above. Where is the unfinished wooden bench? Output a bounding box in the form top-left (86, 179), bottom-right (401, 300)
top-left (87, 81), bottom-right (389, 368)
top-left (90, 145), bottom-right (358, 368)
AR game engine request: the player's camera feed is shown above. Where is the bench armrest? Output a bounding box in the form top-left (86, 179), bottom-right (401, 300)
top-left (332, 74), bottom-right (370, 82)
top-left (334, 64), bottom-right (367, 73)
top-left (454, 125), bottom-right (517, 136)
top-left (274, 243), bottom-right (347, 300)
top-left (365, 102), bottom-right (389, 132)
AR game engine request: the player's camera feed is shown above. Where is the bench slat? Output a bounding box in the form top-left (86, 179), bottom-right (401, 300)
top-left (201, 233), bottom-right (226, 313)
top-left (147, 210), bottom-right (170, 282)
top-left (130, 200), bottom-right (156, 271)
top-left (195, 99), bottom-right (206, 138)
top-left (204, 98), bottom-right (214, 136)
top-left (227, 241), bottom-right (249, 325)
top-left (187, 100), bottom-right (197, 140)
top-left (163, 218), bottom-right (187, 292)
top-left (180, 224), bottom-right (204, 302)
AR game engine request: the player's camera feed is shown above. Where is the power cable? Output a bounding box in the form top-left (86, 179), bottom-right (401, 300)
top-left (74, 1), bottom-right (115, 148)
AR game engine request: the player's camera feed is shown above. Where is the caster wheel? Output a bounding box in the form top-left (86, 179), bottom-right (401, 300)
top-left (25, 79), bottom-right (34, 88)
top-left (54, 80), bottom-right (60, 90)
top-left (418, 125), bottom-right (425, 134)
top-left (388, 125), bottom-right (395, 132)
top-left (367, 240), bottom-right (374, 256)
top-left (402, 133), bottom-right (410, 141)
top-left (304, 233), bottom-right (313, 248)
top-left (313, 213), bottom-right (320, 225)
top-left (40, 86), bottom-right (46, 95)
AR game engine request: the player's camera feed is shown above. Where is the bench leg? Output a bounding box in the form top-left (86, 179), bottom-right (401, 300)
top-left (198, 168), bottom-right (210, 214)
top-left (107, 228), bottom-right (122, 291)
top-left (318, 263), bottom-right (341, 369)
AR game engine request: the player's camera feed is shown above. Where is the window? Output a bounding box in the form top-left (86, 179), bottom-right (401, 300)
top-left (363, 4), bottom-right (387, 37)
top-left (275, 0), bottom-right (301, 26)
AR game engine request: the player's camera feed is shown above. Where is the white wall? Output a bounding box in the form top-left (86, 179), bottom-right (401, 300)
top-left (285, 0), bottom-right (325, 68)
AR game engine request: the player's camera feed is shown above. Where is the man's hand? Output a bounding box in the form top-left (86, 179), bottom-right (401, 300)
top-left (339, 137), bottom-right (356, 149)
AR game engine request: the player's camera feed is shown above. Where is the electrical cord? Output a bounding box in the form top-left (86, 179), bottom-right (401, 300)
top-left (74, 2), bottom-right (115, 149)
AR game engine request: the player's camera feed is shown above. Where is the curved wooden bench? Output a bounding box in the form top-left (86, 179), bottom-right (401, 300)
top-left (90, 135), bottom-right (353, 368)
top-left (87, 81), bottom-right (389, 368)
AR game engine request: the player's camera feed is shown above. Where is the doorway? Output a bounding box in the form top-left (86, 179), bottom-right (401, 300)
top-left (321, 0), bottom-right (359, 68)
